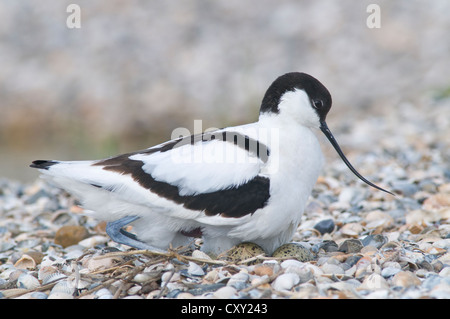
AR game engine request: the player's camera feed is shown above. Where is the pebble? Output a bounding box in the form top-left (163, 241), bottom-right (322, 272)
top-left (271, 273), bottom-right (300, 292)
top-left (391, 271), bottom-right (421, 288)
top-left (338, 239), bottom-right (363, 253)
top-left (227, 272), bottom-right (250, 290)
top-left (313, 219), bottom-right (335, 235)
top-left (213, 286), bottom-right (237, 299)
top-left (359, 273), bottom-right (389, 291)
top-left (54, 226), bottom-right (90, 248)
top-left (361, 234), bottom-right (388, 249)
top-left (187, 261), bottom-right (205, 276)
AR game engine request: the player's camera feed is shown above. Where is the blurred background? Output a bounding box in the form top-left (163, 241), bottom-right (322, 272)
top-left (0, 0), bottom-right (449, 181)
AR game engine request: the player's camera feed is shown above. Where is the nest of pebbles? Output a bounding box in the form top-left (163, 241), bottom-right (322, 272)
top-left (1, 102), bottom-right (449, 299)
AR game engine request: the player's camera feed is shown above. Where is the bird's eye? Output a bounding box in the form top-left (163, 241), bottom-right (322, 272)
top-left (313, 99), bottom-right (323, 109)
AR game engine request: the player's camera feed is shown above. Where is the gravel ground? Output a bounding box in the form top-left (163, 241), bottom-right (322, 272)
top-left (1, 98), bottom-right (449, 300)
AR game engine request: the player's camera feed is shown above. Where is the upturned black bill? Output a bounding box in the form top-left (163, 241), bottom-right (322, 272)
top-left (320, 121), bottom-right (394, 196)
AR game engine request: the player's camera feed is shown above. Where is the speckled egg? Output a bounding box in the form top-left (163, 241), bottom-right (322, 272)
top-left (221, 242), bottom-right (266, 265)
top-left (272, 243), bottom-right (314, 262)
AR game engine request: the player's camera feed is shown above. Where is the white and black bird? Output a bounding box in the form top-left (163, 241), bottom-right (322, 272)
top-left (31, 72), bottom-right (392, 255)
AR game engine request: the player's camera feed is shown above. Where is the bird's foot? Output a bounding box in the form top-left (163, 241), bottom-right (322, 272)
top-left (105, 216), bottom-right (165, 253)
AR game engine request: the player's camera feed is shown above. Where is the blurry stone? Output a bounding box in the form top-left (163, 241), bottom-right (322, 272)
top-left (364, 211), bottom-right (394, 230)
top-left (391, 181), bottom-right (419, 196)
top-left (361, 234), bottom-right (388, 249)
top-left (253, 264), bottom-right (274, 277)
top-left (344, 255), bottom-right (362, 267)
top-left (381, 267), bottom-right (401, 278)
top-left (422, 193), bottom-right (450, 212)
top-left (271, 273), bottom-right (300, 292)
top-left (78, 235), bottom-right (109, 248)
top-left (314, 240), bottom-right (338, 253)
top-left (321, 263), bottom-right (345, 276)
top-left (54, 225), bottom-right (89, 248)
top-left (358, 273), bottom-right (389, 291)
top-left (191, 249), bottom-right (212, 261)
top-left (392, 271), bottom-right (421, 288)
top-left (313, 219), bottom-right (335, 234)
top-left (226, 272), bottom-right (249, 290)
top-left (338, 239), bottom-right (363, 253)
top-left (213, 286), bottom-right (237, 299)
top-left (340, 223), bottom-right (364, 237)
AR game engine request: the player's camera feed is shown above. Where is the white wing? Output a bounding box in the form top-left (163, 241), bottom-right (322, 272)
top-left (32, 127), bottom-right (271, 219)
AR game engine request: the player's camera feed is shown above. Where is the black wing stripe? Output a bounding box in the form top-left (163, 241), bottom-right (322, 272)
top-left (94, 157), bottom-right (270, 218)
top-left (94, 131), bottom-right (270, 167)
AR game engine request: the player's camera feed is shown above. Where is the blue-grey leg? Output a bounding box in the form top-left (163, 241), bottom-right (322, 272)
top-left (106, 216), bottom-right (165, 252)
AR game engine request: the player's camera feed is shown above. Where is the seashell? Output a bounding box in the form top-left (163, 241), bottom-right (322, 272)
top-left (47, 292), bottom-right (74, 299)
top-left (29, 291), bottom-right (48, 299)
top-left (281, 260), bottom-right (314, 283)
top-left (213, 286), bottom-right (237, 299)
top-left (186, 261), bottom-right (205, 276)
top-left (364, 211), bottom-right (394, 230)
top-left (226, 272), bottom-right (250, 290)
top-left (38, 265), bottom-right (63, 283)
top-left (253, 264), bottom-right (274, 277)
top-left (271, 273), bottom-right (300, 292)
top-left (221, 242), bottom-right (266, 265)
top-left (358, 273), bottom-right (389, 291)
top-left (338, 239), bottom-right (363, 253)
top-left (340, 222), bottom-right (364, 237)
top-left (422, 193), bottom-right (450, 211)
top-left (14, 251), bottom-right (44, 270)
top-left (391, 271), bottom-right (421, 288)
top-left (272, 243), bottom-right (314, 262)
top-left (78, 235), bottom-right (109, 248)
top-left (84, 256), bottom-right (123, 272)
top-left (161, 271), bottom-right (180, 283)
top-left (44, 272), bottom-right (67, 285)
top-left (95, 288), bottom-right (113, 299)
top-left (381, 267), bottom-right (401, 278)
top-left (361, 234), bottom-right (388, 249)
top-left (14, 255), bottom-right (36, 270)
top-left (16, 273), bottom-right (40, 290)
top-left (203, 269), bottom-right (220, 283)
top-left (320, 263), bottom-right (345, 276)
top-left (438, 253), bottom-right (450, 263)
top-left (0, 266), bottom-right (20, 281)
top-left (40, 255), bottom-right (67, 268)
top-left (438, 267), bottom-right (450, 278)
top-left (176, 292), bottom-right (195, 299)
top-left (191, 250), bottom-right (212, 261)
top-left (9, 269), bottom-right (26, 282)
top-left (127, 285), bottom-right (142, 295)
top-left (0, 288), bottom-right (29, 298)
top-left (133, 273), bottom-right (155, 283)
top-left (406, 209), bottom-right (441, 225)
top-left (49, 280), bottom-right (75, 297)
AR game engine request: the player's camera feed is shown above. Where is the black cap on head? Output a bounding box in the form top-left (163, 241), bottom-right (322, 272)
top-left (260, 72), bottom-right (332, 121)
